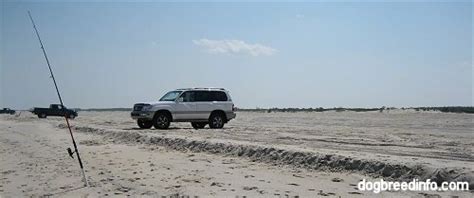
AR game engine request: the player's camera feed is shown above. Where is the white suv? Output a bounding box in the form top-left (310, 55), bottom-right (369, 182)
top-left (131, 88), bottom-right (236, 129)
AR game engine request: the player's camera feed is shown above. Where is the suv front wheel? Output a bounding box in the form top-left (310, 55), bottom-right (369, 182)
top-left (209, 113), bottom-right (225, 129)
top-left (153, 113), bottom-right (170, 129)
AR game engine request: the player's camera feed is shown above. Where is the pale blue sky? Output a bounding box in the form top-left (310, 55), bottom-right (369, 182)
top-left (1, 1), bottom-right (472, 109)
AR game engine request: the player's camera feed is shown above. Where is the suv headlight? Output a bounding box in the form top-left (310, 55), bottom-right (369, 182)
top-left (142, 105), bottom-right (152, 111)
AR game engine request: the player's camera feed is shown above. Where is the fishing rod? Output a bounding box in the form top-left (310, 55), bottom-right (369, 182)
top-left (27, 11), bottom-right (88, 187)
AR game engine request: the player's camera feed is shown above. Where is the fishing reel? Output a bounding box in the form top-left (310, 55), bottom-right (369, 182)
top-left (67, 148), bottom-right (75, 159)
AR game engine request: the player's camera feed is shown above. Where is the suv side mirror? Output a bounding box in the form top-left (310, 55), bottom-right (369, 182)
top-left (177, 97), bottom-right (184, 103)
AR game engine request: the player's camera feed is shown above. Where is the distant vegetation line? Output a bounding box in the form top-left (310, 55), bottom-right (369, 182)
top-left (78, 108), bottom-right (132, 112)
top-left (74, 106), bottom-right (474, 114)
top-left (237, 106), bottom-right (474, 114)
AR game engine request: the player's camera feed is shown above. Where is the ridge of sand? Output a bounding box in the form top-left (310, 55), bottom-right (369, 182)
top-left (58, 123), bottom-right (474, 189)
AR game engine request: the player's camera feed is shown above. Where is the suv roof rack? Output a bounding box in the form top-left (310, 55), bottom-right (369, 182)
top-left (176, 87), bottom-right (226, 91)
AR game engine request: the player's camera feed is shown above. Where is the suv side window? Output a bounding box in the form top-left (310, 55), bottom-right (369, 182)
top-left (195, 91), bottom-right (210, 102)
top-left (210, 91), bottom-right (228, 101)
top-left (181, 91), bottom-right (195, 102)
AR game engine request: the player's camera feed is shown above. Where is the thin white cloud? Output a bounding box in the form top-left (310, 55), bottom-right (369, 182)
top-left (192, 39), bottom-right (277, 56)
top-left (296, 14), bottom-right (304, 19)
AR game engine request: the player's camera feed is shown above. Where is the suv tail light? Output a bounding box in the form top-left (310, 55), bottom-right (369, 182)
top-left (232, 104), bottom-right (236, 111)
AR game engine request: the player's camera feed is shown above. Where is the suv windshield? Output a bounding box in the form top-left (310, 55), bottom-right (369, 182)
top-left (159, 91), bottom-right (183, 101)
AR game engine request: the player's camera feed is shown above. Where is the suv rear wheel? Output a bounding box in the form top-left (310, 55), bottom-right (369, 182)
top-left (209, 113), bottom-right (225, 129)
top-left (191, 122), bottom-right (206, 129)
top-left (137, 119), bottom-right (153, 129)
top-left (153, 113), bottom-right (170, 129)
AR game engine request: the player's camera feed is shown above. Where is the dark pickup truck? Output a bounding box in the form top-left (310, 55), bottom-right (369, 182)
top-left (31, 104), bottom-right (78, 119)
top-left (0, 108), bottom-right (15, 115)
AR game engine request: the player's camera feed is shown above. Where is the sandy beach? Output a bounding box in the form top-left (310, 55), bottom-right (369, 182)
top-left (1, 111), bottom-right (473, 197)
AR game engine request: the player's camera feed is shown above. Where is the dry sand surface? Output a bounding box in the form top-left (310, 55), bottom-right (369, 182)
top-left (0, 110), bottom-right (473, 197)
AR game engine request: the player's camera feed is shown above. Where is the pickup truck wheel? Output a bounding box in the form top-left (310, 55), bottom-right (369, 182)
top-left (191, 122), bottom-right (206, 129)
top-left (38, 113), bottom-right (47, 118)
top-left (137, 119), bottom-right (153, 129)
top-left (209, 113), bottom-right (225, 129)
top-left (153, 113), bottom-right (170, 129)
